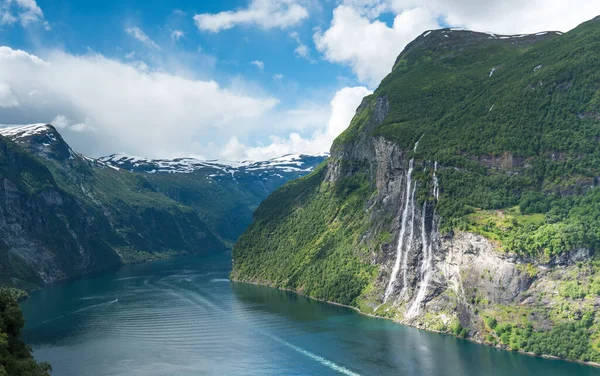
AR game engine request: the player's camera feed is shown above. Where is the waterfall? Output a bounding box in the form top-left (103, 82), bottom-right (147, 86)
top-left (382, 158), bottom-right (414, 304)
top-left (407, 202), bottom-right (433, 317)
top-left (433, 161), bottom-right (439, 200)
top-left (399, 184), bottom-right (416, 297)
top-left (407, 161), bottom-right (440, 318)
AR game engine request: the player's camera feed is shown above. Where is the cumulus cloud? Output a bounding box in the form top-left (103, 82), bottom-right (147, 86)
top-left (125, 27), bottom-right (161, 50)
top-left (0, 46), bottom-right (279, 158)
top-left (314, 5), bottom-right (439, 87)
top-left (0, 82), bottom-right (18, 107)
top-left (250, 60), bottom-right (265, 70)
top-left (390, 0), bottom-right (600, 35)
top-left (170, 29), bottom-right (184, 41)
top-left (315, 1), bottom-right (600, 87)
top-left (51, 114), bottom-right (94, 132)
top-left (289, 31), bottom-right (314, 62)
top-left (219, 86), bottom-right (372, 160)
top-left (51, 114), bottom-right (69, 128)
top-left (193, 0), bottom-right (309, 33)
top-left (0, 0), bottom-right (48, 28)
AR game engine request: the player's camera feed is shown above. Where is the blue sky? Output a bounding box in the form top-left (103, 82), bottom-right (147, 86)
top-left (0, 0), bottom-right (599, 160)
top-left (3, 0), bottom-right (353, 105)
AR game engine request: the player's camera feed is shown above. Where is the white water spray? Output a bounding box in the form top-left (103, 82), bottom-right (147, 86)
top-left (407, 162), bottom-right (440, 318)
top-left (407, 202), bottom-right (433, 317)
top-left (383, 158), bottom-right (414, 303)
top-left (382, 140), bottom-right (422, 304)
top-left (433, 161), bottom-right (439, 200)
top-left (399, 184), bottom-right (416, 297)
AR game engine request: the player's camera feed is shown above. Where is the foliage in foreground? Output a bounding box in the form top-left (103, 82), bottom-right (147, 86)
top-left (0, 289), bottom-right (50, 376)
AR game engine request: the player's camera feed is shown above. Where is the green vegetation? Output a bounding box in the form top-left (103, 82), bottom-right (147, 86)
top-left (0, 132), bottom-right (226, 289)
top-left (336, 19), bottom-right (600, 259)
top-left (233, 164), bottom-right (377, 306)
top-left (233, 17), bottom-right (600, 364)
top-left (0, 288), bottom-right (50, 376)
top-left (488, 313), bottom-right (598, 362)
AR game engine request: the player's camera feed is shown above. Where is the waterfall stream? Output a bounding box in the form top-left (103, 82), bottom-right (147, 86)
top-left (382, 157), bottom-right (414, 303)
top-left (407, 161), bottom-right (439, 318)
top-left (399, 184), bottom-right (416, 297)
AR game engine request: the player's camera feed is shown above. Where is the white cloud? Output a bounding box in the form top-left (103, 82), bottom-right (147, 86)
top-left (289, 31), bottom-right (314, 62)
top-left (51, 114), bottom-right (69, 128)
top-left (193, 0), bottom-right (309, 33)
top-left (0, 0), bottom-right (48, 28)
top-left (0, 46), bottom-right (280, 158)
top-left (273, 73), bottom-right (284, 80)
top-left (125, 51), bottom-right (135, 59)
top-left (219, 86), bottom-right (371, 160)
top-left (0, 82), bottom-right (18, 107)
top-left (50, 114), bottom-right (94, 132)
top-left (315, 1), bottom-right (600, 87)
top-left (390, 0), bottom-right (600, 35)
top-left (314, 5), bottom-right (439, 87)
top-left (250, 60), bottom-right (265, 70)
top-left (70, 120), bottom-right (94, 132)
top-left (125, 27), bottom-right (161, 50)
top-left (170, 29), bottom-right (185, 41)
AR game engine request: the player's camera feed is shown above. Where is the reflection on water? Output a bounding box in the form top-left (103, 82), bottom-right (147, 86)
top-left (21, 252), bottom-right (600, 376)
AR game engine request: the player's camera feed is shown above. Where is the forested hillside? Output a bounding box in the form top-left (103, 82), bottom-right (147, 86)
top-left (233, 16), bottom-right (600, 364)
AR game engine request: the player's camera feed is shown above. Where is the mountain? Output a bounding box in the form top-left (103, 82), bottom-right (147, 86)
top-left (0, 124), bottom-right (327, 288)
top-left (98, 153), bottom-right (328, 244)
top-left (232, 17), bottom-right (600, 363)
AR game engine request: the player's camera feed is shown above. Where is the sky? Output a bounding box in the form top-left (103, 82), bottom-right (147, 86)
top-left (1, 0), bottom-right (600, 160)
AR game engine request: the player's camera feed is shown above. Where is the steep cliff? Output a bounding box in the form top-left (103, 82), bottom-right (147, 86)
top-left (233, 17), bottom-right (600, 363)
top-left (0, 125), bottom-right (227, 288)
top-left (0, 124), bottom-right (326, 289)
top-left (99, 153), bottom-right (327, 245)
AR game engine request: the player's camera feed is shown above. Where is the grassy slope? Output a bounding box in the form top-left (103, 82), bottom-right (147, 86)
top-left (233, 18), bottom-right (600, 363)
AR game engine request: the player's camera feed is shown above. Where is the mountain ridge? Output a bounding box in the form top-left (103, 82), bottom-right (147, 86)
top-left (0, 123), bottom-right (327, 288)
top-left (233, 16), bottom-right (600, 364)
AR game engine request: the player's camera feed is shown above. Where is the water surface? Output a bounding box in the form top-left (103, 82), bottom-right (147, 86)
top-left (21, 252), bottom-right (600, 375)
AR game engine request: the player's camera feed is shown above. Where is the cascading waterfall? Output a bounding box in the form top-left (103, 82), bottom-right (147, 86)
top-left (407, 161), bottom-right (440, 318)
top-left (407, 202), bottom-right (433, 317)
top-left (381, 140), bottom-right (423, 305)
top-left (399, 185), bottom-right (416, 297)
top-left (382, 158), bottom-right (415, 304)
top-left (433, 161), bottom-right (439, 200)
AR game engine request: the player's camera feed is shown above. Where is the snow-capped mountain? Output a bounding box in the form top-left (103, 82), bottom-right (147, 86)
top-left (0, 123), bottom-right (76, 162)
top-left (0, 123), bottom-right (329, 247)
top-left (0, 124), bottom-right (329, 181)
top-left (98, 153), bottom-right (329, 180)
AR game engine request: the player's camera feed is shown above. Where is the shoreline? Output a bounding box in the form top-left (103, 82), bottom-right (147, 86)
top-left (232, 277), bottom-right (600, 369)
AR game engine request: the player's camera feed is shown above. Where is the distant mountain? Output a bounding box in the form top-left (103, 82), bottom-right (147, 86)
top-left (0, 124), bottom-right (327, 288)
top-left (232, 17), bottom-right (600, 364)
top-left (98, 153), bottom-right (328, 244)
top-left (98, 153), bottom-right (328, 178)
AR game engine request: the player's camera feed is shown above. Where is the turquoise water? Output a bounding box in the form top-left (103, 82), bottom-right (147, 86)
top-left (21, 252), bottom-right (600, 375)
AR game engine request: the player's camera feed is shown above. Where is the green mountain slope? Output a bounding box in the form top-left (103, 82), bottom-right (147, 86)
top-left (0, 124), bottom-right (325, 289)
top-left (233, 17), bottom-right (600, 364)
top-left (0, 125), bottom-right (225, 288)
top-left (98, 154), bottom-right (327, 245)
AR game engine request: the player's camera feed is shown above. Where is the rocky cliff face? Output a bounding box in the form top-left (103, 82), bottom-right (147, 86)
top-left (0, 124), bottom-right (327, 289)
top-left (234, 17), bottom-right (600, 363)
top-left (0, 125), bottom-right (226, 288)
